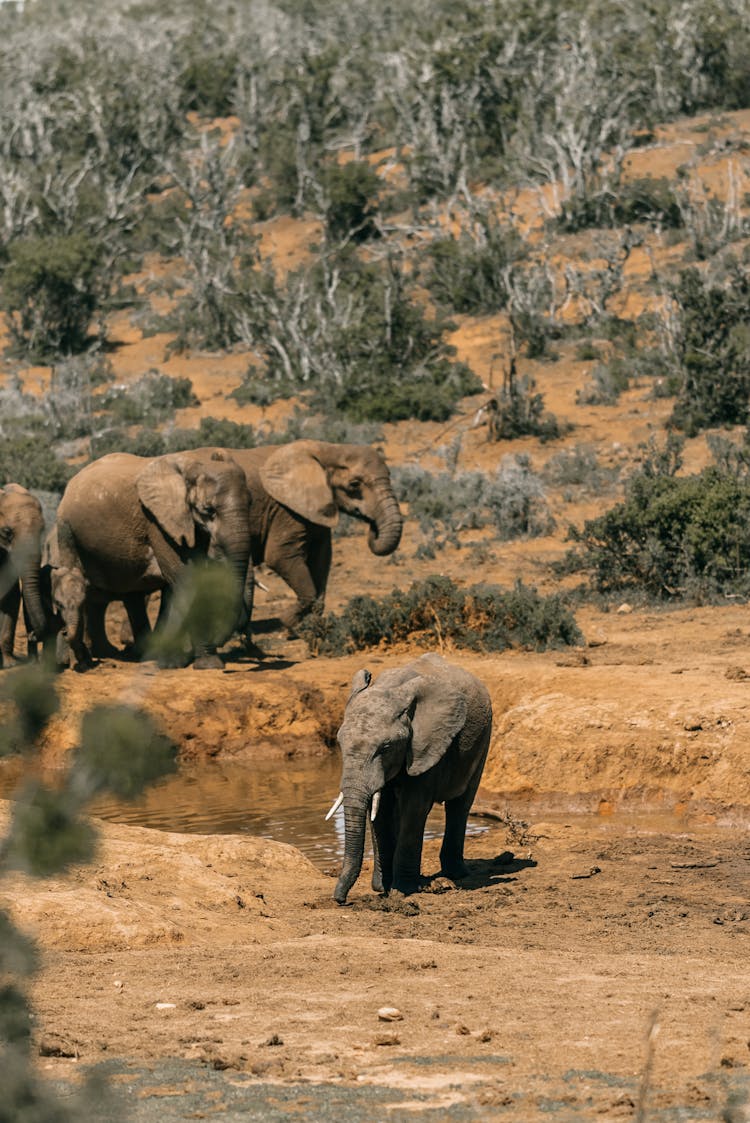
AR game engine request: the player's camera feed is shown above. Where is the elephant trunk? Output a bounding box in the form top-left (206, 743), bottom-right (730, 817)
top-left (21, 552), bottom-right (47, 641)
top-left (367, 488), bottom-right (403, 557)
top-left (334, 791), bottom-right (369, 904)
top-left (212, 508), bottom-right (253, 630)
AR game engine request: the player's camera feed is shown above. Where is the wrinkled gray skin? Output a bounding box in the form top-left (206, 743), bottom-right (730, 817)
top-left (54, 450), bottom-right (252, 670)
top-left (0, 484), bottom-right (48, 667)
top-left (227, 441), bottom-right (403, 633)
top-left (333, 654), bottom-right (492, 905)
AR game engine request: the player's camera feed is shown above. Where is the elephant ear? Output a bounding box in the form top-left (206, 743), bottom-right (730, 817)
top-left (347, 668), bottom-right (372, 706)
top-left (403, 675), bottom-right (468, 777)
top-left (136, 456), bottom-right (195, 548)
top-left (259, 442), bottom-right (338, 527)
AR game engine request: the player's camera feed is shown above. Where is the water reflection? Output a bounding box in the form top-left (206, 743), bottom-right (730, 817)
top-left (0, 756), bottom-right (489, 870)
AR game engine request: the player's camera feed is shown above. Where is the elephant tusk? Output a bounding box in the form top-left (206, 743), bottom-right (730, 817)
top-left (325, 792), bottom-right (344, 821)
top-left (371, 791), bottom-right (381, 822)
top-left (253, 577), bottom-right (270, 592)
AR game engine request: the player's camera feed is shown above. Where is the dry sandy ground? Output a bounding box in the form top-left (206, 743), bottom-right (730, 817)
top-left (3, 604), bottom-right (750, 1120)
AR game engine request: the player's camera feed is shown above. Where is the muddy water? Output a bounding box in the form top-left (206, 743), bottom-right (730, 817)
top-left (0, 755), bottom-right (490, 870)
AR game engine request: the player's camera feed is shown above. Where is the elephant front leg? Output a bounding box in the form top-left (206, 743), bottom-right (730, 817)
top-left (370, 788), bottom-right (397, 895)
top-left (440, 794), bottom-right (474, 881)
top-left (440, 737), bottom-right (490, 881)
top-left (0, 583), bottom-right (21, 667)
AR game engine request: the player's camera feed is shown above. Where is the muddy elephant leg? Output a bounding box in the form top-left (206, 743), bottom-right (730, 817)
top-left (370, 787), bottom-right (397, 894)
top-left (0, 582), bottom-right (21, 667)
top-left (392, 784), bottom-right (433, 895)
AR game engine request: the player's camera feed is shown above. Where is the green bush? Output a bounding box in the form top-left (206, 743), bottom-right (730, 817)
top-left (0, 663), bottom-right (176, 1119)
top-left (299, 575), bottom-right (582, 655)
top-left (321, 160), bottom-right (381, 243)
top-left (667, 265), bottom-right (750, 435)
top-left (2, 233), bottom-right (107, 357)
top-left (567, 461), bottom-right (750, 600)
top-left (0, 435), bottom-right (71, 492)
top-left (576, 356), bottom-right (631, 405)
top-left (100, 371), bottom-right (198, 426)
top-left (487, 369), bottom-right (561, 440)
top-left (423, 214), bottom-right (525, 314)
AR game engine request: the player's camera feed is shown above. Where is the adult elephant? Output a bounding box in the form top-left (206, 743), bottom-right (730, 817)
top-left (54, 449), bottom-right (252, 669)
top-left (227, 441), bottom-right (403, 632)
top-left (328, 653), bottom-right (492, 904)
top-left (0, 484), bottom-right (49, 667)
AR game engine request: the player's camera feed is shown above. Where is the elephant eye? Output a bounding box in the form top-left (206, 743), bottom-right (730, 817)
top-left (346, 480), bottom-right (363, 497)
top-left (199, 505), bottom-right (217, 519)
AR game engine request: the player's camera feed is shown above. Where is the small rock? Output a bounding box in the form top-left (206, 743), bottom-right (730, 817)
top-left (262, 1033), bottom-right (284, 1047)
top-left (455, 1023), bottom-right (472, 1036)
top-left (113, 980), bottom-right (123, 990)
top-left (155, 1002), bottom-right (176, 1010)
top-left (375, 1033), bottom-right (400, 1046)
top-left (616, 603), bottom-right (633, 614)
top-left (378, 1007), bottom-right (403, 1022)
top-left (683, 717), bottom-right (703, 731)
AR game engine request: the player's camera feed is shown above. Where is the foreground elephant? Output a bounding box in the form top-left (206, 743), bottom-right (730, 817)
top-left (0, 484), bottom-right (49, 667)
top-left (54, 450), bottom-right (252, 669)
top-left (226, 441), bottom-right (403, 631)
top-left (329, 653), bottom-right (492, 904)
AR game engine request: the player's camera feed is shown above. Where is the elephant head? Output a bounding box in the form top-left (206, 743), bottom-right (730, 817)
top-left (332, 665), bottom-right (468, 904)
top-left (0, 484), bottom-right (47, 642)
top-left (49, 564), bottom-right (90, 669)
top-left (136, 450), bottom-right (252, 631)
top-left (259, 440), bottom-right (403, 556)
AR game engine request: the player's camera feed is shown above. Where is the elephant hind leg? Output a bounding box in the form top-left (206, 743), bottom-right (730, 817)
top-left (392, 786), bottom-right (433, 895)
top-left (440, 732), bottom-right (491, 881)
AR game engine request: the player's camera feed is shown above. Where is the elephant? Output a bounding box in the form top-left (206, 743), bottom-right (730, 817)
top-left (0, 484), bottom-right (49, 667)
top-left (53, 449), bottom-right (253, 669)
top-left (223, 440), bottom-right (403, 633)
top-left (328, 653), bottom-right (492, 904)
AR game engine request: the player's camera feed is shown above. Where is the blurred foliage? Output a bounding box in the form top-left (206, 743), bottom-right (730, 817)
top-left (146, 560), bottom-right (242, 666)
top-left (0, 639), bottom-right (175, 1119)
top-left (299, 574), bottom-right (582, 655)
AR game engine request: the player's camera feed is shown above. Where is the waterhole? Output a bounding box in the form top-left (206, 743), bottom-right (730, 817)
top-left (0, 755), bottom-right (491, 871)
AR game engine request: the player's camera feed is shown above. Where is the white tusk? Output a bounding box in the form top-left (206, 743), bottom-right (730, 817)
top-left (325, 792), bottom-right (344, 821)
top-left (371, 791), bottom-right (381, 822)
top-left (253, 578), bottom-right (270, 592)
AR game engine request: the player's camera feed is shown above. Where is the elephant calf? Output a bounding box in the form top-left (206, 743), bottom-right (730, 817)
top-left (328, 653), bottom-right (492, 904)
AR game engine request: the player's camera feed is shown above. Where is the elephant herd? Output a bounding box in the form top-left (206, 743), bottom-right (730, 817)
top-left (0, 439), bottom-right (404, 671)
top-left (0, 442), bottom-right (493, 904)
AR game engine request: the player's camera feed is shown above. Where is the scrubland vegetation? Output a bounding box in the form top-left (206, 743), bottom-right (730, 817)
top-left (0, 0), bottom-right (747, 643)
